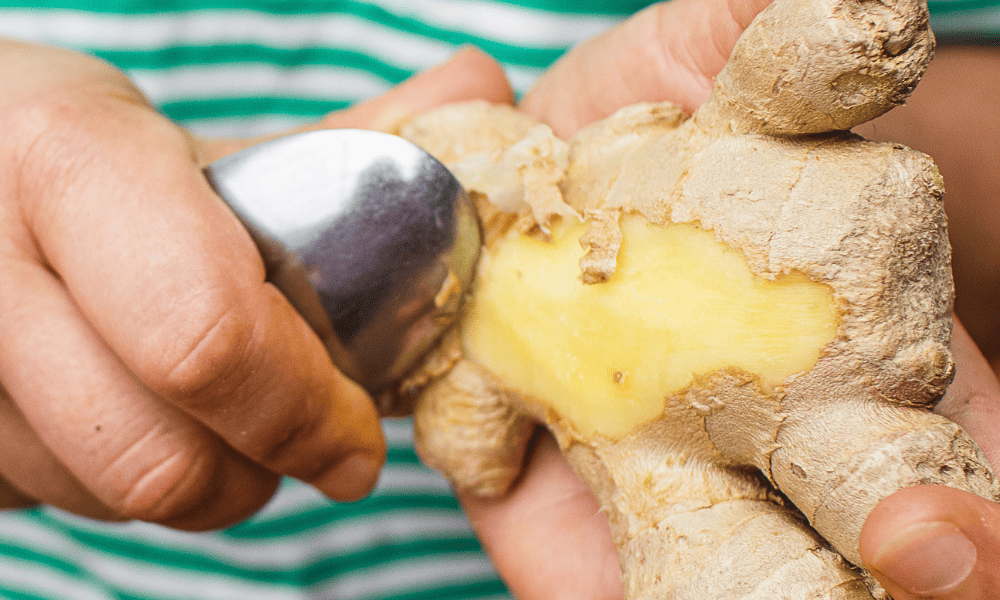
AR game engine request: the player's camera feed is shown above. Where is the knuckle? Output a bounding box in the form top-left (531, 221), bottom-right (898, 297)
top-left (249, 394), bottom-right (377, 486)
top-left (146, 300), bottom-right (258, 406)
top-left (6, 87), bottom-right (143, 236)
top-left (254, 414), bottom-right (328, 478)
top-left (3, 64), bottom-right (178, 233)
top-left (7, 91), bottom-right (97, 202)
top-left (99, 437), bottom-right (217, 523)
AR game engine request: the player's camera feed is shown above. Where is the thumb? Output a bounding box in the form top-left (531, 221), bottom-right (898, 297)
top-left (520, 0), bottom-right (774, 138)
top-left (860, 485), bottom-right (1000, 600)
top-left (200, 46), bottom-right (514, 163)
top-left (859, 319), bottom-right (1000, 599)
top-left (934, 319), bottom-right (1000, 469)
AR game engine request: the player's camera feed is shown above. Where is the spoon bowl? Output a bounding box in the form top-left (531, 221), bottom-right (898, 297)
top-left (205, 129), bottom-right (480, 394)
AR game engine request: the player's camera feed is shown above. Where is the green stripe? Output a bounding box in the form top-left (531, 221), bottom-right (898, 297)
top-left (929, 0), bottom-right (1000, 12)
top-left (94, 39), bottom-right (559, 74)
top-left (10, 0), bottom-right (997, 16)
top-left (364, 578), bottom-right (508, 600)
top-left (1, 0), bottom-right (637, 19)
top-left (0, 589), bottom-right (60, 600)
top-left (387, 446), bottom-right (423, 465)
top-left (159, 96), bottom-right (353, 122)
top-left (110, 578), bottom-right (508, 600)
top-left (226, 493), bottom-right (464, 538)
top-left (7, 1), bottom-right (571, 63)
top-left (303, 540), bottom-right (495, 584)
top-left (2, 0), bottom-right (647, 14)
top-left (16, 517), bottom-right (490, 586)
top-left (0, 540), bottom-right (115, 599)
top-left (25, 492), bottom-right (465, 542)
top-left (8, 0), bottom-right (998, 22)
top-left (10, 2), bottom-right (570, 68)
top-left (489, 0), bottom-right (654, 14)
top-left (0, 540), bottom-right (87, 579)
top-left (0, 539), bottom-right (507, 600)
top-left (95, 45), bottom-right (413, 82)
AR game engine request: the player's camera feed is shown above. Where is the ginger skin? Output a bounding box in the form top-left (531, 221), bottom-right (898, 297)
top-left (389, 0), bottom-right (1000, 598)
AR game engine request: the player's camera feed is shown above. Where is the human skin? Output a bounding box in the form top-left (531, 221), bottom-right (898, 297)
top-left (852, 47), bottom-right (1000, 599)
top-left (460, 3), bottom-right (1000, 600)
top-left (0, 41), bottom-right (514, 528)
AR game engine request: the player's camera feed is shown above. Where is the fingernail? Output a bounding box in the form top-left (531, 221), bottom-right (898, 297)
top-left (871, 521), bottom-right (977, 595)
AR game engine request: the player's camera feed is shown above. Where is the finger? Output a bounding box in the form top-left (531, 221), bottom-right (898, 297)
top-left (861, 485), bottom-right (1000, 600)
top-left (0, 382), bottom-right (114, 518)
top-left (458, 432), bottom-right (622, 600)
top-left (201, 46), bottom-right (516, 163)
top-left (319, 46), bottom-right (515, 131)
top-left (0, 390), bottom-right (43, 511)
top-left (936, 318), bottom-right (1000, 469)
top-left (13, 89), bottom-right (386, 505)
top-left (0, 256), bottom-right (277, 528)
top-left (859, 319), bottom-right (1000, 599)
top-left (520, 0), bottom-right (774, 138)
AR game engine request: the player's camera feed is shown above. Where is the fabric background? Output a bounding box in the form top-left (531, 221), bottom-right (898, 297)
top-left (0, 0), bottom-right (996, 598)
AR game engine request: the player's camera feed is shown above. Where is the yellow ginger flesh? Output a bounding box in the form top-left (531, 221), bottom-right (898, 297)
top-left (463, 214), bottom-right (839, 439)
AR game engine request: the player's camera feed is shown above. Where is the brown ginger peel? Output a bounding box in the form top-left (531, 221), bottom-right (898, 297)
top-left (390, 0), bottom-right (999, 598)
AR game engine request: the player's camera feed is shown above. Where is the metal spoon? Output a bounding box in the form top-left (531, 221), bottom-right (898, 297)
top-left (204, 129), bottom-right (480, 394)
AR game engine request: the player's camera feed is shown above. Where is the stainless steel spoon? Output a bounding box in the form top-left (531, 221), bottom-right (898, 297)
top-left (204, 129), bottom-right (480, 394)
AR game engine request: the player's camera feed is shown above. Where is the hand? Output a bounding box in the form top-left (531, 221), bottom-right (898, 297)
top-left (459, 1), bottom-right (773, 598)
top-left (856, 45), bottom-right (1000, 600)
top-left (459, 2), bottom-right (1000, 600)
top-left (859, 321), bottom-right (1000, 600)
top-left (0, 40), bottom-right (512, 530)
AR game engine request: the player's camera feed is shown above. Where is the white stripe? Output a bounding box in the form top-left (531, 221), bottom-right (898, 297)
top-left (373, 463), bottom-right (453, 495)
top-left (0, 3), bottom-right (618, 53)
top-left (0, 10), bottom-right (455, 71)
top-left (0, 466), bottom-right (466, 572)
top-left (79, 552), bottom-right (500, 600)
top-left (0, 543), bottom-right (503, 600)
top-left (183, 115), bottom-right (314, 138)
top-left (0, 515), bottom-right (499, 600)
top-left (506, 63), bottom-right (547, 95)
top-left (383, 417), bottom-right (416, 444)
top-left (0, 556), bottom-right (113, 600)
top-left (313, 554), bottom-right (502, 600)
top-left (1, 9), bottom-right (552, 117)
top-left (26, 510), bottom-right (479, 568)
top-left (130, 64), bottom-right (391, 105)
top-left (72, 557), bottom-right (302, 600)
top-left (148, 59), bottom-right (542, 137)
top-left (372, 0), bottom-right (621, 47)
top-left (250, 467), bottom-right (454, 522)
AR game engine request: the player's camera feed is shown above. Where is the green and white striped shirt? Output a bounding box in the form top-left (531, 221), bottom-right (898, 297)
top-left (0, 1), bottom-right (996, 599)
top-left (0, 0), bottom-right (654, 137)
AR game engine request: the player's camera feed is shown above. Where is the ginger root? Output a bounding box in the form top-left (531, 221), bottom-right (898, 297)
top-left (385, 0), bottom-right (1000, 597)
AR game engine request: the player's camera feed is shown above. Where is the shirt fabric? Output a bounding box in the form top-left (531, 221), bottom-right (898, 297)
top-left (0, 1), bottom-right (997, 599)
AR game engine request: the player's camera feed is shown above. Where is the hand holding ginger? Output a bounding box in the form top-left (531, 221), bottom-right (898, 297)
top-left (385, 0), bottom-right (1000, 597)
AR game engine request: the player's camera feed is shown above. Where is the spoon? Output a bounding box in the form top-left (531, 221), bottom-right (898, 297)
top-left (204, 129), bottom-right (480, 394)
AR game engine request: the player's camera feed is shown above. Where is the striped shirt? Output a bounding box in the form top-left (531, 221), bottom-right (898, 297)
top-left (0, 1), bottom-right (997, 599)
